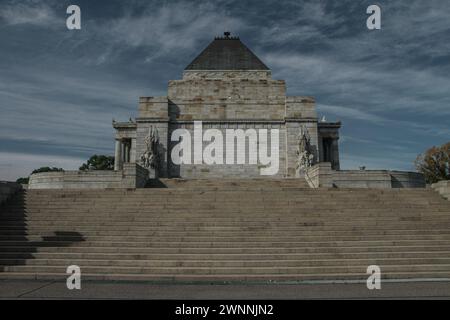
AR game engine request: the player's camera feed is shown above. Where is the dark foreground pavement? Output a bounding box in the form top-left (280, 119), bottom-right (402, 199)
top-left (1, 280), bottom-right (450, 299)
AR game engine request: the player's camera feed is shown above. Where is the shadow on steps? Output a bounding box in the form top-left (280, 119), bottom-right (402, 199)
top-left (0, 191), bottom-right (85, 270)
top-left (146, 179), bottom-right (168, 188)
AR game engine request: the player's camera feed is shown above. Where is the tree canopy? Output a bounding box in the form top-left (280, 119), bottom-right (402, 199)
top-left (16, 167), bottom-right (64, 184)
top-left (79, 155), bottom-right (114, 171)
top-left (415, 142), bottom-right (450, 184)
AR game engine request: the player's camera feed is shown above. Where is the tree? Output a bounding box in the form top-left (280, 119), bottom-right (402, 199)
top-left (415, 142), bottom-right (450, 184)
top-left (79, 155), bottom-right (114, 171)
top-left (16, 177), bottom-right (29, 184)
top-left (16, 167), bottom-right (64, 184)
top-left (31, 167), bottom-right (64, 174)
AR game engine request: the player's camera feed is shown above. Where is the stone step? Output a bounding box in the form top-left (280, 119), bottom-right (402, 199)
top-left (1, 186), bottom-right (449, 281)
top-left (3, 212), bottom-right (449, 219)
top-left (2, 250), bottom-right (449, 261)
top-left (2, 223), bottom-right (450, 232)
top-left (12, 197), bottom-right (443, 203)
top-left (2, 239), bottom-right (450, 248)
top-left (3, 257), bottom-right (450, 268)
top-left (2, 234), bottom-right (450, 242)
top-left (2, 271), bottom-right (450, 281)
top-left (1, 226), bottom-right (449, 234)
top-left (1, 230), bottom-right (450, 239)
top-left (15, 197), bottom-right (439, 202)
top-left (13, 191), bottom-right (444, 196)
top-left (3, 244), bottom-right (450, 254)
top-left (2, 215), bottom-right (449, 222)
top-left (2, 264), bottom-right (450, 275)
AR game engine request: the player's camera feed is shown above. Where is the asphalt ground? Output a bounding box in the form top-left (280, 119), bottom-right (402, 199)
top-left (1, 279), bottom-right (450, 299)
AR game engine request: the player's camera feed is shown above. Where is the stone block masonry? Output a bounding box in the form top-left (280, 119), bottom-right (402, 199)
top-left (432, 180), bottom-right (450, 200)
top-left (113, 34), bottom-right (343, 180)
top-left (305, 163), bottom-right (426, 189)
top-left (28, 164), bottom-right (148, 189)
top-left (168, 121), bottom-right (286, 178)
top-left (40, 32), bottom-right (424, 188)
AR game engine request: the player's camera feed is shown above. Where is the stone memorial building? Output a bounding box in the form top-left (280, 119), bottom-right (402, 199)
top-left (28, 33), bottom-right (424, 189)
top-left (112, 32), bottom-right (341, 179)
top-left (5, 33), bottom-right (448, 285)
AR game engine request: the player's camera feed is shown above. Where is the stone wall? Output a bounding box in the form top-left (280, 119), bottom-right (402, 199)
top-left (0, 181), bottom-right (22, 205)
top-left (333, 170), bottom-right (392, 188)
top-left (305, 163), bottom-right (425, 188)
top-left (28, 164), bottom-right (148, 189)
top-left (139, 97), bottom-right (169, 119)
top-left (133, 73), bottom-right (322, 179)
top-left (122, 163), bottom-right (150, 188)
top-left (304, 163), bottom-right (333, 188)
top-left (168, 121), bottom-right (286, 178)
top-left (167, 78), bottom-right (286, 121)
top-left (431, 180), bottom-right (450, 200)
top-left (390, 171), bottom-right (426, 188)
top-left (285, 96), bottom-right (316, 119)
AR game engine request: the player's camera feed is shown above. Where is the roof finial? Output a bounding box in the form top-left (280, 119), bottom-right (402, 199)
top-left (224, 31), bottom-right (231, 38)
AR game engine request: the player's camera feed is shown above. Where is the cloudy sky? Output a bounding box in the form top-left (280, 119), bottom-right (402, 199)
top-left (0, 0), bottom-right (449, 180)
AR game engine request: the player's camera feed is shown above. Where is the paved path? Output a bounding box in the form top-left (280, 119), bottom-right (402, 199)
top-left (1, 280), bottom-right (450, 299)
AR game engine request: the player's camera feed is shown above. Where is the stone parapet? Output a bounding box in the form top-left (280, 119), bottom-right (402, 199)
top-left (139, 96), bottom-right (169, 118)
top-left (305, 165), bottom-right (425, 189)
top-left (182, 70), bottom-right (272, 80)
top-left (431, 180), bottom-right (450, 200)
top-left (285, 96), bottom-right (316, 119)
top-left (28, 164), bottom-right (149, 189)
top-left (333, 170), bottom-right (392, 188)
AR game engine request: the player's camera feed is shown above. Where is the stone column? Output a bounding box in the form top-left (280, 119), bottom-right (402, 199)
top-left (331, 138), bottom-right (340, 170)
top-left (130, 138), bottom-right (137, 163)
top-left (124, 143), bottom-right (129, 163)
top-left (120, 142), bottom-right (125, 165)
top-left (318, 136), bottom-right (323, 162)
top-left (114, 139), bottom-right (122, 171)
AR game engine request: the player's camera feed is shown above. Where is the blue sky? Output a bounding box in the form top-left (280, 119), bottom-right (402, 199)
top-left (0, 0), bottom-right (449, 180)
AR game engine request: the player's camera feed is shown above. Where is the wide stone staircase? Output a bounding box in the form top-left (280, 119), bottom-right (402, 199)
top-left (1, 179), bottom-right (450, 282)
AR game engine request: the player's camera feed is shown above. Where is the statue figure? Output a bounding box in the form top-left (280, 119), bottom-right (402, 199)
top-left (140, 126), bottom-right (159, 169)
top-left (296, 125), bottom-right (314, 172)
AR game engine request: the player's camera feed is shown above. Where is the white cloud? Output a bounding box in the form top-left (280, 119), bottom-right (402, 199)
top-left (264, 50), bottom-right (450, 119)
top-left (317, 104), bottom-right (387, 123)
top-left (90, 2), bottom-right (247, 63)
top-left (0, 152), bottom-right (83, 181)
top-left (0, 1), bottom-right (58, 26)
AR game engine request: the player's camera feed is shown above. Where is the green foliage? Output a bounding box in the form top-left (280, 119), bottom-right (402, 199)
top-left (31, 167), bottom-right (64, 174)
top-left (79, 155), bottom-right (114, 171)
top-left (15, 167), bottom-right (64, 184)
top-left (16, 177), bottom-right (29, 184)
top-left (415, 142), bottom-right (450, 184)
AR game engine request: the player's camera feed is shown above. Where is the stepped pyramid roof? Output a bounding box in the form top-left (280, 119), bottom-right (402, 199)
top-left (185, 32), bottom-right (269, 71)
